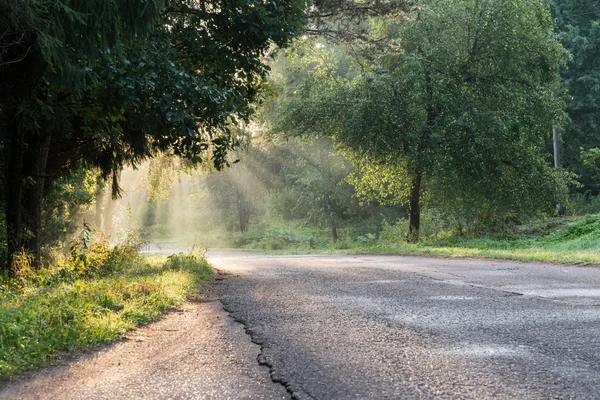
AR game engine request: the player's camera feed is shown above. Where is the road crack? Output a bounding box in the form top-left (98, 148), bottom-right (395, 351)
top-left (220, 297), bottom-right (316, 400)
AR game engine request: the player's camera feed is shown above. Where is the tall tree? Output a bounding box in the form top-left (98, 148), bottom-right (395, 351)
top-left (0, 0), bottom-right (165, 268)
top-left (552, 0), bottom-right (600, 193)
top-left (281, 0), bottom-right (567, 240)
top-left (0, 0), bottom-right (305, 271)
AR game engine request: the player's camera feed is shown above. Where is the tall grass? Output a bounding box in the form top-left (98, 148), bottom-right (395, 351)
top-left (0, 243), bottom-right (213, 381)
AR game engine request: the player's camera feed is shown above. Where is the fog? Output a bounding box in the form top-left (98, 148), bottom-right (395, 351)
top-left (93, 153), bottom-right (267, 252)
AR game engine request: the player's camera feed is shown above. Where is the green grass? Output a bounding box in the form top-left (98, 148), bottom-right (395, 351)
top-left (0, 250), bottom-right (213, 381)
top-left (351, 242), bottom-right (600, 264)
top-left (348, 215), bottom-right (600, 265)
top-left (219, 215), bottom-right (600, 265)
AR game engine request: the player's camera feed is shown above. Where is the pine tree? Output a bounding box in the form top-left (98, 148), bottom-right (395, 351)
top-left (0, 0), bottom-right (305, 272)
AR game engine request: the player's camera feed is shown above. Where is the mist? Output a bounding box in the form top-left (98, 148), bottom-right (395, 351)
top-left (95, 154), bottom-right (268, 252)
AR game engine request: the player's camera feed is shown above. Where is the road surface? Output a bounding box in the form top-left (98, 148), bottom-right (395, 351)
top-left (3, 252), bottom-right (600, 399)
top-left (0, 286), bottom-right (287, 400)
top-left (210, 252), bottom-right (600, 399)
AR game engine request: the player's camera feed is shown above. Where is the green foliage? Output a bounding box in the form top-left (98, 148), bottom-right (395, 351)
top-left (41, 169), bottom-right (100, 249)
top-left (190, 145), bottom-right (268, 234)
top-left (0, 0), bottom-right (164, 85)
top-left (569, 192), bottom-right (600, 215)
top-left (0, 248), bottom-right (213, 380)
top-left (266, 138), bottom-right (354, 229)
top-left (145, 154), bottom-right (180, 204)
top-left (581, 147), bottom-right (600, 183)
top-left (355, 233), bottom-right (377, 246)
top-left (345, 155), bottom-right (409, 206)
top-left (279, 0), bottom-right (568, 237)
top-left (8, 232), bottom-right (140, 289)
top-left (552, 0), bottom-right (600, 193)
top-left (229, 224), bottom-right (330, 250)
top-left (352, 214), bottom-right (600, 265)
top-left (379, 209), bottom-right (457, 243)
top-left (304, 0), bottom-right (409, 45)
top-left (0, 0), bottom-right (307, 271)
top-left (163, 247), bottom-right (210, 272)
top-left (546, 215), bottom-right (600, 242)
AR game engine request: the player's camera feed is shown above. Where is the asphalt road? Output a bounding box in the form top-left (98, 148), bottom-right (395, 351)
top-left (0, 286), bottom-right (287, 400)
top-left (209, 252), bottom-right (600, 400)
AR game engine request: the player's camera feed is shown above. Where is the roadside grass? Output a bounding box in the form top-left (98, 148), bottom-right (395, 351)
top-left (351, 242), bottom-right (600, 264)
top-left (348, 215), bottom-right (600, 264)
top-left (221, 215), bottom-right (600, 265)
top-left (0, 248), bottom-right (213, 381)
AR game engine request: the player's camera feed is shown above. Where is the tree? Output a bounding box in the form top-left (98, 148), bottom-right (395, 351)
top-left (551, 1), bottom-right (600, 193)
top-left (191, 143), bottom-right (270, 234)
top-left (265, 137), bottom-right (355, 243)
top-left (305, 0), bottom-right (408, 44)
top-left (281, 0), bottom-right (567, 241)
top-left (0, 0), bottom-right (305, 271)
top-left (0, 0), bottom-right (165, 269)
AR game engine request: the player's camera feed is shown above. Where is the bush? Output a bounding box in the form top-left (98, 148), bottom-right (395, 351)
top-left (227, 224), bottom-right (331, 250)
top-left (163, 247), bottom-right (210, 272)
top-left (545, 215), bottom-right (600, 242)
top-left (378, 209), bottom-right (456, 244)
top-left (355, 233), bottom-right (377, 246)
top-left (569, 193), bottom-right (600, 216)
top-left (6, 237), bottom-right (141, 290)
top-left (333, 237), bottom-right (354, 250)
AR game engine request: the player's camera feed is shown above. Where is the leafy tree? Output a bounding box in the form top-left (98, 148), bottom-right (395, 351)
top-left (0, 0), bottom-right (166, 266)
top-left (190, 143), bottom-right (270, 234)
top-left (582, 147), bottom-right (600, 183)
top-left (266, 137), bottom-right (354, 243)
top-left (281, 0), bottom-right (567, 241)
top-left (0, 0), bottom-right (305, 271)
top-left (305, 0), bottom-right (408, 44)
top-left (552, 0), bottom-right (600, 193)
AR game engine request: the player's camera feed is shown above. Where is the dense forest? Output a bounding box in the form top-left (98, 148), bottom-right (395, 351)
top-left (1, 0), bottom-right (600, 275)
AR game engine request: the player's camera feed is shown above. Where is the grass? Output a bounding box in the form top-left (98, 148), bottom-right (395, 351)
top-left (219, 215), bottom-right (600, 265)
top-left (351, 242), bottom-right (600, 264)
top-left (346, 215), bottom-right (600, 265)
top-left (0, 248), bottom-right (213, 381)
top-left (225, 241), bottom-right (600, 264)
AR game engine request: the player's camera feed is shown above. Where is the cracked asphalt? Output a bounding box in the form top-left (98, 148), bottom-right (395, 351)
top-left (0, 286), bottom-right (287, 400)
top-left (210, 252), bottom-right (600, 400)
top-left (4, 252), bottom-right (600, 399)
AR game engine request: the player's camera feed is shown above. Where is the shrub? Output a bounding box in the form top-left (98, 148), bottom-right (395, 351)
top-left (355, 233), bottom-right (377, 246)
top-left (545, 215), bottom-right (600, 242)
top-left (568, 194), bottom-right (600, 216)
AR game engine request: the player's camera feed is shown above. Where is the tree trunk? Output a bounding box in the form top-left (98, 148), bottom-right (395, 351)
top-left (22, 132), bottom-right (52, 267)
top-left (94, 183), bottom-right (105, 229)
top-left (331, 225), bottom-right (338, 244)
top-left (237, 188), bottom-right (250, 233)
top-left (4, 118), bottom-right (25, 273)
top-left (408, 172), bottom-right (422, 243)
top-left (1, 37), bottom-right (45, 274)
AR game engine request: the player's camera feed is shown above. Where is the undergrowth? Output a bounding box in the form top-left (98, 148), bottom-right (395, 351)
top-left (355, 215), bottom-right (600, 264)
top-left (0, 241), bottom-right (213, 381)
top-left (225, 215), bottom-right (600, 265)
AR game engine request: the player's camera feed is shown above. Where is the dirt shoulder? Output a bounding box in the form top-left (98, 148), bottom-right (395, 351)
top-left (0, 284), bottom-right (287, 400)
